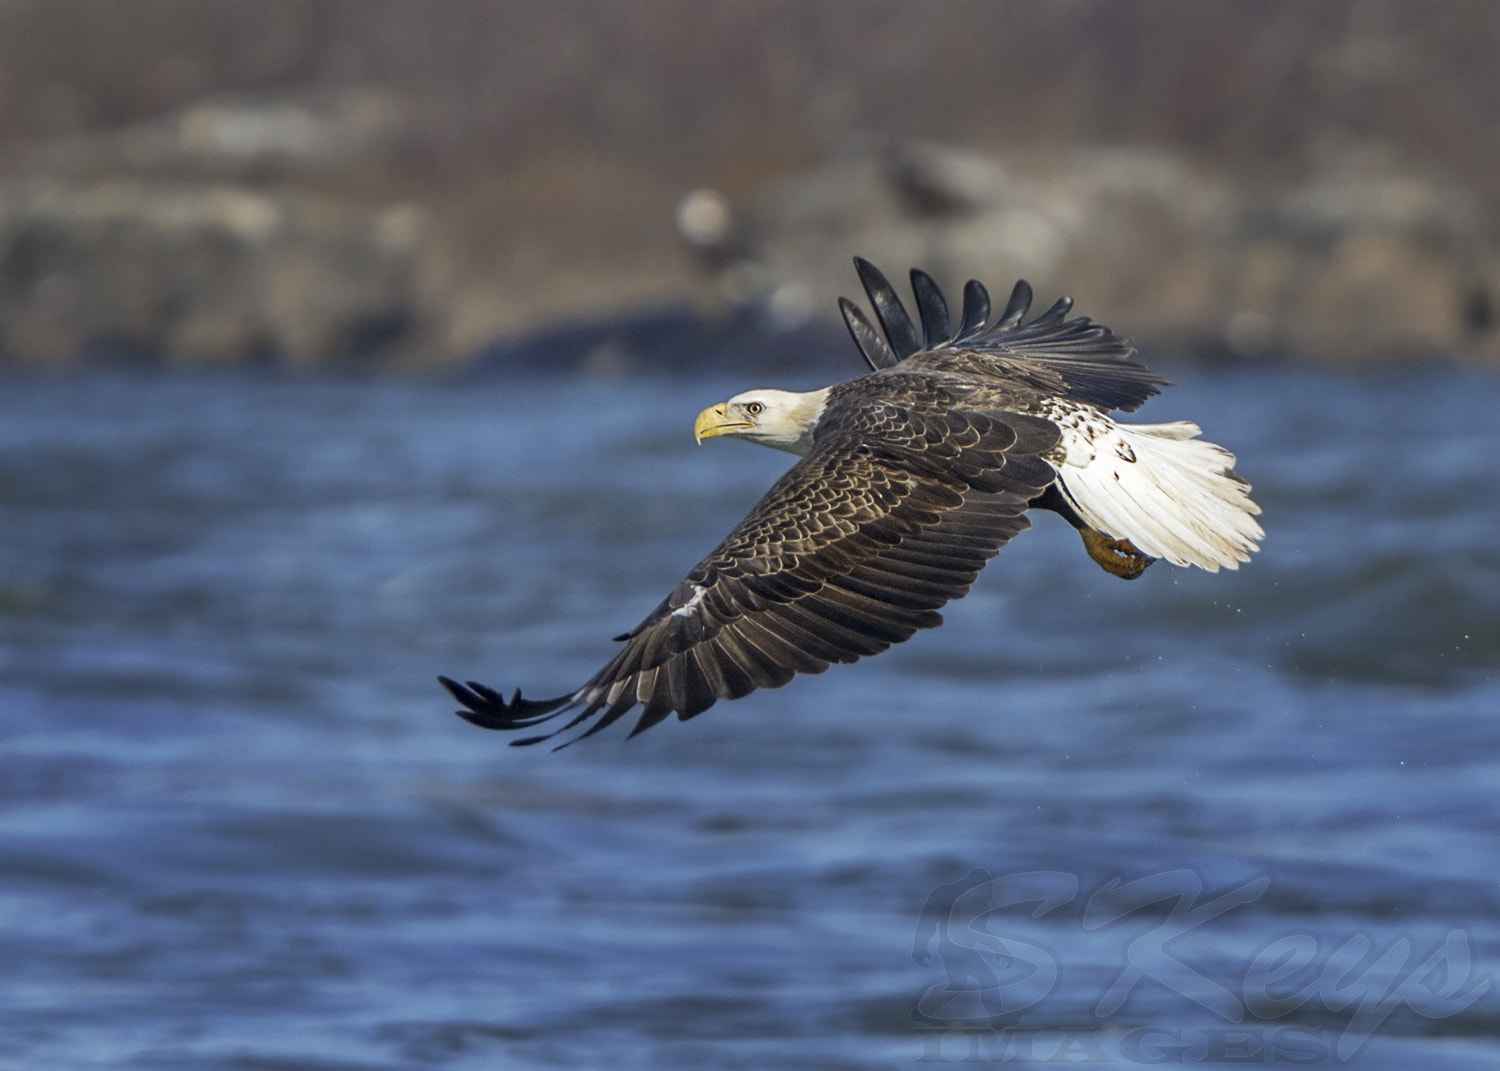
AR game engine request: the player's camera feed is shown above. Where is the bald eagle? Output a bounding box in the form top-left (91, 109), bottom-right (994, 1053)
top-left (442, 259), bottom-right (1261, 746)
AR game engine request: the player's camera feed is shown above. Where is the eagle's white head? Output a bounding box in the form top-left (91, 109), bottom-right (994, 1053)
top-left (694, 388), bottom-right (831, 457)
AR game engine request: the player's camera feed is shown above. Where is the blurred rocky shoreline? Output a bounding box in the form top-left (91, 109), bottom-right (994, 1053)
top-left (2, 2), bottom-right (1496, 371)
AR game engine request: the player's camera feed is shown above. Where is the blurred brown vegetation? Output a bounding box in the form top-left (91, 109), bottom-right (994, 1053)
top-left (1, 0), bottom-right (1498, 367)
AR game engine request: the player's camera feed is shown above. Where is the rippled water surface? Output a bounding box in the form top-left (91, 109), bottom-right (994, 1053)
top-left (2, 364), bottom-right (1499, 1069)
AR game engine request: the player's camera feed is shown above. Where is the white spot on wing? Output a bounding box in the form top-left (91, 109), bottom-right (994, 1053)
top-left (672, 583), bottom-right (708, 618)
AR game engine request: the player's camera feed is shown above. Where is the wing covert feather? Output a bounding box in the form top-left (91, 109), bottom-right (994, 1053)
top-left (842, 260), bottom-right (1169, 413)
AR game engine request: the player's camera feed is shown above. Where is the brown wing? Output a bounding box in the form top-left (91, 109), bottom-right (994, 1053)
top-left (441, 396), bottom-right (1060, 747)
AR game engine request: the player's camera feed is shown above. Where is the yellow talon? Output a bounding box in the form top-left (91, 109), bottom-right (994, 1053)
top-left (1079, 527), bottom-right (1154, 580)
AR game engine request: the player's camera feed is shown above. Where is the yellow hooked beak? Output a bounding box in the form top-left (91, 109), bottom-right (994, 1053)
top-left (694, 402), bottom-right (750, 444)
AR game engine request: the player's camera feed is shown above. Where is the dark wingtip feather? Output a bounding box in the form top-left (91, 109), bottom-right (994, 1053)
top-left (853, 256), bottom-right (922, 360)
top-left (954, 279), bottom-right (991, 342)
top-left (438, 675), bottom-right (571, 733)
top-left (1035, 295), bottom-right (1075, 323)
top-left (948, 276), bottom-right (1167, 412)
top-left (512, 732), bottom-right (559, 748)
top-left (996, 280), bottom-right (1034, 329)
top-left (908, 268), bottom-right (951, 348)
top-left (840, 297), bottom-right (899, 370)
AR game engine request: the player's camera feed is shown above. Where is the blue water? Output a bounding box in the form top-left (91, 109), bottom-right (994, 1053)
top-left (2, 363), bottom-right (1498, 1069)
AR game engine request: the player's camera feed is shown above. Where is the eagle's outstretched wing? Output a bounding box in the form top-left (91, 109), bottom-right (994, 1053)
top-left (441, 395), bottom-right (1059, 747)
top-left (840, 257), bottom-right (1168, 413)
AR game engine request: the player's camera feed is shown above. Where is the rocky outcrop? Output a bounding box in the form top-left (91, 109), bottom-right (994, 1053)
top-left (1, 105), bottom-right (1496, 369)
top-left (692, 139), bottom-right (1498, 366)
top-left (0, 95), bottom-right (439, 367)
top-left (3, 1), bottom-right (1499, 369)
top-left (0, 177), bottom-right (431, 366)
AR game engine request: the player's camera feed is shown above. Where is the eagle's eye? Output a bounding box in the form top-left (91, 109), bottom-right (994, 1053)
top-left (745, 401), bottom-right (765, 417)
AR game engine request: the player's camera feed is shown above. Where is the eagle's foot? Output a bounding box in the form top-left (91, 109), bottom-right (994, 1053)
top-left (1079, 528), bottom-right (1154, 580)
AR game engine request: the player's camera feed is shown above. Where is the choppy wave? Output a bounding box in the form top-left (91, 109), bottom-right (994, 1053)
top-left (1, 366), bottom-right (1497, 1069)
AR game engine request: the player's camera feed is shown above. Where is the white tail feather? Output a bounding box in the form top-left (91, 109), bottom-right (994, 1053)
top-left (1057, 419), bottom-right (1263, 571)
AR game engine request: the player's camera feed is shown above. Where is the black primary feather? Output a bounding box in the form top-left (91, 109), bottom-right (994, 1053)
top-left (839, 261), bottom-right (1168, 413)
top-left (996, 279), bottom-right (1035, 329)
top-left (840, 297), bottom-right (899, 371)
top-left (852, 257), bottom-right (923, 360)
top-left (908, 268), bottom-right (951, 348)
